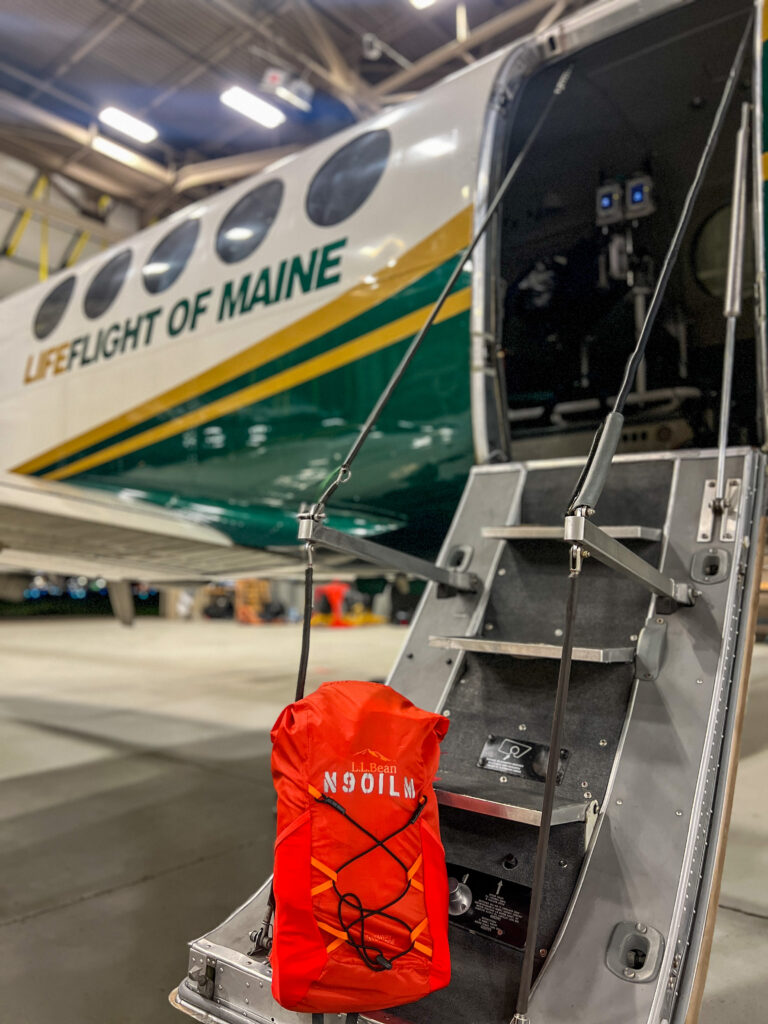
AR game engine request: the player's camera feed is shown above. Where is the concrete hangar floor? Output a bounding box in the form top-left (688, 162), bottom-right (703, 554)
top-left (0, 618), bottom-right (765, 1023)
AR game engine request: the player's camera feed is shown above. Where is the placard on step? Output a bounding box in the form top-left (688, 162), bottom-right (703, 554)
top-left (477, 734), bottom-right (570, 784)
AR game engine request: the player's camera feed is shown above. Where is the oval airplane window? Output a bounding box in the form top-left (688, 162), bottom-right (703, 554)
top-left (33, 275), bottom-right (76, 340)
top-left (693, 204), bottom-right (754, 299)
top-left (306, 129), bottom-right (391, 227)
top-left (216, 180), bottom-right (284, 264)
top-left (83, 249), bottom-right (132, 319)
top-left (142, 218), bottom-right (200, 294)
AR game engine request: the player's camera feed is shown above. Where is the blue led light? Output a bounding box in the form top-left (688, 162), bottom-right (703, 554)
top-left (631, 185), bottom-right (645, 204)
top-left (600, 194), bottom-right (613, 209)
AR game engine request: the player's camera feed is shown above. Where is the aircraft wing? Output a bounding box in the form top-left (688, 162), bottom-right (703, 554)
top-left (0, 472), bottom-right (303, 583)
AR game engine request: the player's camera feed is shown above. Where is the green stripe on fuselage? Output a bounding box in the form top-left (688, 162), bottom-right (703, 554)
top-left (34, 256), bottom-right (469, 477)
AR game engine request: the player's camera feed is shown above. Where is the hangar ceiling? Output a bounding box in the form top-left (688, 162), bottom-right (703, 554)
top-left (0, 0), bottom-right (576, 291)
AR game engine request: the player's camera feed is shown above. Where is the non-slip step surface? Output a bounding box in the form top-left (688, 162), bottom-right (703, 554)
top-left (382, 921), bottom-right (525, 1024)
top-left (482, 524), bottom-right (662, 541)
top-left (430, 635), bottom-right (635, 663)
top-left (434, 784), bottom-right (590, 827)
top-left (482, 539), bottom-right (655, 650)
top-left (438, 654), bottom-right (635, 811)
top-left (518, 459), bottom-right (674, 527)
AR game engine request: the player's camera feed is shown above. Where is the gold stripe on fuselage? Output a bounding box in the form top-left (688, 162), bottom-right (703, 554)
top-left (14, 207), bottom-right (473, 477)
top-left (44, 287), bottom-right (472, 481)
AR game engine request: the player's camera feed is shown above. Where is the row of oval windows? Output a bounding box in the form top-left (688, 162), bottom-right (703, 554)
top-left (34, 129), bottom-right (391, 340)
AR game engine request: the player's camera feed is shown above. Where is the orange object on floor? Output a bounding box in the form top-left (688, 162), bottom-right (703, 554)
top-left (314, 581), bottom-right (350, 626)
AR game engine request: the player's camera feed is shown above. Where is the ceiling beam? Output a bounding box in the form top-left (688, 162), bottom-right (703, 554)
top-left (535, 0), bottom-right (570, 33)
top-left (26, 0), bottom-right (149, 103)
top-left (206, 0), bottom-right (378, 115)
top-left (375, 0), bottom-right (552, 96)
top-left (0, 58), bottom-right (95, 119)
top-left (172, 146), bottom-right (300, 192)
top-left (0, 90), bottom-right (174, 189)
top-left (0, 128), bottom-right (151, 202)
top-left (141, 27), bottom-right (250, 115)
top-left (0, 182), bottom-right (127, 244)
top-left (292, 0), bottom-right (381, 111)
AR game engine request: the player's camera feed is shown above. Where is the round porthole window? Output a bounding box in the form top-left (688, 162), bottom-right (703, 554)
top-left (306, 129), bottom-right (391, 227)
top-left (33, 275), bottom-right (76, 340)
top-left (142, 218), bottom-right (200, 294)
top-left (216, 180), bottom-right (284, 264)
top-left (84, 249), bottom-right (132, 319)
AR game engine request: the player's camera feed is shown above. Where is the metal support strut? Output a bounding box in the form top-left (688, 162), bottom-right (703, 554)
top-left (714, 101), bottom-right (751, 514)
top-left (298, 510), bottom-right (478, 593)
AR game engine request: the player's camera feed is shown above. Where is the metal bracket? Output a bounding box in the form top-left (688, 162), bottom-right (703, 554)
top-left (697, 478), bottom-right (741, 542)
top-left (635, 616), bottom-right (667, 681)
top-left (563, 516), bottom-right (696, 606)
top-left (584, 798), bottom-right (599, 851)
top-left (187, 959), bottom-right (216, 1000)
top-left (298, 514), bottom-right (479, 594)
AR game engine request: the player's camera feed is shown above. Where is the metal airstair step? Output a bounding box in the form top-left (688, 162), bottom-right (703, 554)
top-left (429, 635), bottom-right (635, 664)
top-left (482, 524), bottom-right (662, 541)
top-left (433, 783), bottom-right (593, 827)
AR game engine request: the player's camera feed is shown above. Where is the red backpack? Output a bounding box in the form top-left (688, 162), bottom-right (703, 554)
top-left (270, 679), bottom-right (450, 1013)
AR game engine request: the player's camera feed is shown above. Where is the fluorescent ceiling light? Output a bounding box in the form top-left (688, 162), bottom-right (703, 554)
top-left (221, 86), bottom-right (286, 129)
top-left (410, 0), bottom-right (437, 8)
top-left (98, 106), bottom-right (158, 144)
top-left (91, 134), bottom-right (141, 167)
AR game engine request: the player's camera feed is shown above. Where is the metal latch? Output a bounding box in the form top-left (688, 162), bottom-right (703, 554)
top-left (697, 478), bottom-right (741, 542)
top-left (606, 921), bottom-right (665, 983)
top-left (188, 958), bottom-right (216, 999)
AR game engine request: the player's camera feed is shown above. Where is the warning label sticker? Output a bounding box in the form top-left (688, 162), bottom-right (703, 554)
top-left (447, 862), bottom-right (530, 948)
